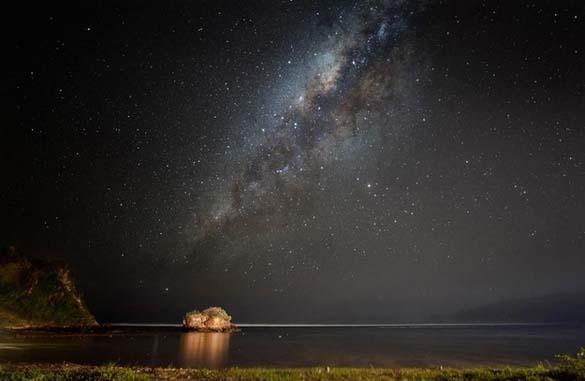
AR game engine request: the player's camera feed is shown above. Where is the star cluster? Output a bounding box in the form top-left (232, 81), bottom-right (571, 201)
top-left (8, 1), bottom-right (585, 322)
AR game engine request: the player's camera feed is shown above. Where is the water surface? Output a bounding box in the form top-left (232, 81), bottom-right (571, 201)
top-left (1, 324), bottom-right (583, 368)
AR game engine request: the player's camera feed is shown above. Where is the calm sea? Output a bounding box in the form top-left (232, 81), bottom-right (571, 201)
top-left (1, 323), bottom-right (584, 368)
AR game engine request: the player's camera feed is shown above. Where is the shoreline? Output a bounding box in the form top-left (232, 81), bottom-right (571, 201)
top-left (4, 321), bottom-right (574, 331)
top-left (2, 322), bottom-right (580, 338)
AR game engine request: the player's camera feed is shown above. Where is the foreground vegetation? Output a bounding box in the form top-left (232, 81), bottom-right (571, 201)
top-left (1, 348), bottom-right (584, 381)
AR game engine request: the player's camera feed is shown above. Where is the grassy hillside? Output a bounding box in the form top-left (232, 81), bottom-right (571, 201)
top-left (0, 246), bottom-right (97, 328)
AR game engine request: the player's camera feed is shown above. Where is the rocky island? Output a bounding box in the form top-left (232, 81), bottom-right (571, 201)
top-left (183, 306), bottom-right (237, 332)
top-left (0, 246), bottom-right (97, 329)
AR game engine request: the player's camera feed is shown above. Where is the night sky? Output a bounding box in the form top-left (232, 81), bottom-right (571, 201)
top-left (7, 1), bottom-right (585, 323)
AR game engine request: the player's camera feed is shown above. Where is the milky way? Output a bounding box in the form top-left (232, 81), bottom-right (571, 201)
top-left (193, 1), bottom-right (427, 246)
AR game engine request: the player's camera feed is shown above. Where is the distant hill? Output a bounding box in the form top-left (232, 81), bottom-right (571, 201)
top-left (448, 293), bottom-right (585, 323)
top-left (0, 246), bottom-right (97, 328)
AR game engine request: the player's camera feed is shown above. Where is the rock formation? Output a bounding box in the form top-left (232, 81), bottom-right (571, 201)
top-left (183, 307), bottom-right (236, 332)
top-left (0, 246), bottom-right (97, 328)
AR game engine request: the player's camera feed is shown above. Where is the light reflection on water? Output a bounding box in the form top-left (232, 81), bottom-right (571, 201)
top-left (178, 332), bottom-right (230, 368)
top-left (0, 325), bottom-right (584, 368)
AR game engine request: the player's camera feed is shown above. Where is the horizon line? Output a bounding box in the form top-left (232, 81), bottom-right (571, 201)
top-left (108, 322), bottom-right (564, 328)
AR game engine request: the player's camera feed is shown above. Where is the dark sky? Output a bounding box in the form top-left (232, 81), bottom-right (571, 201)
top-left (6, 1), bottom-right (585, 323)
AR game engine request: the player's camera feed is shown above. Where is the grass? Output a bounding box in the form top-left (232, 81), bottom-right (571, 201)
top-left (0, 349), bottom-right (584, 381)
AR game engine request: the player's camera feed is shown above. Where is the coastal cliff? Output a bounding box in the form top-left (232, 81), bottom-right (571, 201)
top-left (0, 246), bottom-right (97, 328)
